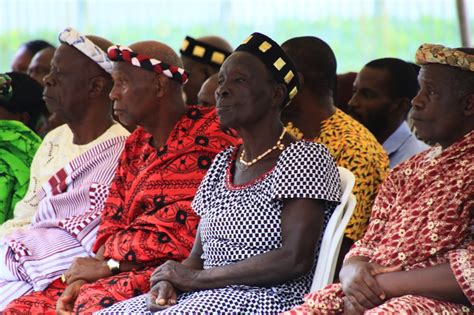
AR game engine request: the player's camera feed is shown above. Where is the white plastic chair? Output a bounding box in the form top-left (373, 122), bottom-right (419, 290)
top-left (310, 167), bottom-right (357, 292)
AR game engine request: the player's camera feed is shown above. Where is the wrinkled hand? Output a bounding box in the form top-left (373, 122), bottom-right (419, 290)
top-left (64, 257), bottom-right (110, 284)
top-left (56, 279), bottom-right (86, 315)
top-left (147, 281), bottom-right (177, 312)
top-left (150, 260), bottom-right (201, 292)
top-left (340, 259), bottom-right (401, 310)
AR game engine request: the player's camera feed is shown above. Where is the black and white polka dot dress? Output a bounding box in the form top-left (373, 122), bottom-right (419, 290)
top-left (96, 140), bottom-right (341, 315)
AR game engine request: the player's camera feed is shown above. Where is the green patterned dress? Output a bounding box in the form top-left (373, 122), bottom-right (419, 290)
top-left (0, 120), bottom-right (41, 223)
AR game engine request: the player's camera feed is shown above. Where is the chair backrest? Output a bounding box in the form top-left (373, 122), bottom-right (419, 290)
top-left (310, 167), bottom-right (356, 292)
top-left (336, 167), bottom-right (355, 207)
top-left (317, 193), bottom-right (356, 290)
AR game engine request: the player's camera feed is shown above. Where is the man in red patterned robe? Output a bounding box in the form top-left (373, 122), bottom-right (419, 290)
top-left (4, 40), bottom-right (238, 314)
top-left (284, 44), bottom-right (473, 314)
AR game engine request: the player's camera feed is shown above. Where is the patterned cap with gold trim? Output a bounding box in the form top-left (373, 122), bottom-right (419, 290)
top-left (416, 43), bottom-right (474, 72)
top-left (235, 32), bottom-right (300, 106)
top-left (180, 36), bottom-right (231, 67)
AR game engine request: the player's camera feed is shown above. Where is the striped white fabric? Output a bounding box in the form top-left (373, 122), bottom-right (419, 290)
top-left (0, 134), bottom-right (127, 309)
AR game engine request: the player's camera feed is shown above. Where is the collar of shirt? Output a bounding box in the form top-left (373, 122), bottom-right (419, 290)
top-left (382, 121), bottom-right (413, 155)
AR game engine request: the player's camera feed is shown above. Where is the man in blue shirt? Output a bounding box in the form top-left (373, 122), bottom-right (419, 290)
top-left (348, 58), bottom-right (429, 168)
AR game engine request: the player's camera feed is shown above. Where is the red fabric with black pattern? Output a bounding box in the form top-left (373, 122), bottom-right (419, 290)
top-left (4, 106), bottom-right (239, 314)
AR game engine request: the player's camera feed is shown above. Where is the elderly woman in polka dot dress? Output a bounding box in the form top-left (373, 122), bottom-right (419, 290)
top-left (96, 32), bottom-right (341, 315)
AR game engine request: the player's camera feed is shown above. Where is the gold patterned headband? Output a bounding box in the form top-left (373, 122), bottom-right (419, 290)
top-left (415, 43), bottom-right (474, 72)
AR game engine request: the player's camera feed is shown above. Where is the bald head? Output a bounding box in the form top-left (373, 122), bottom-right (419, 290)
top-left (282, 36), bottom-right (337, 97)
top-left (87, 35), bottom-right (113, 55)
top-left (34, 47), bottom-right (55, 61)
top-left (196, 36), bottom-right (233, 54)
top-left (109, 40), bottom-right (186, 129)
top-left (27, 47), bottom-right (56, 87)
top-left (197, 73), bottom-right (218, 107)
top-left (130, 40), bottom-right (183, 68)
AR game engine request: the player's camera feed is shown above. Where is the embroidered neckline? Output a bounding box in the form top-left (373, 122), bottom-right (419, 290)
top-left (225, 146), bottom-right (276, 191)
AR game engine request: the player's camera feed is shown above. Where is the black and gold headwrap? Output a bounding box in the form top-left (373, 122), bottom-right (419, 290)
top-left (180, 36), bottom-right (231, 67)
top-left (235, 32), bottom-right (300, 106)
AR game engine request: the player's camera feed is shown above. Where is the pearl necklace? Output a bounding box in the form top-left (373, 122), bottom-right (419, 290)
top-left (239, 128), bottom-right (286, 167)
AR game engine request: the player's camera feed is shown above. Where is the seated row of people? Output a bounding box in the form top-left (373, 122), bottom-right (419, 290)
top-left (0, 28), bottom-right (238, 313)
top-left (0, 28), bottom-right (471, 314)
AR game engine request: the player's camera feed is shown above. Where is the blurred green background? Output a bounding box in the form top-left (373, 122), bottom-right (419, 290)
top-left (1, 0), bottom-right (472, 73)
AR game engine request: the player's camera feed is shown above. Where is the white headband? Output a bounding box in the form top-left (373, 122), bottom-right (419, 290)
top-left (58, 27), bottom-right (113, 74)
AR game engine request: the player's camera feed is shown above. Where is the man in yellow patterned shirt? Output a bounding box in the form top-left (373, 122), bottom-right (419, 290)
top-left (281, 36), bottom-right (389, 267)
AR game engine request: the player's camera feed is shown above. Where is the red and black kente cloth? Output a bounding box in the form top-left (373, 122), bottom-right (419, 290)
top-left (4, 106), bottom-right (239, 314)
